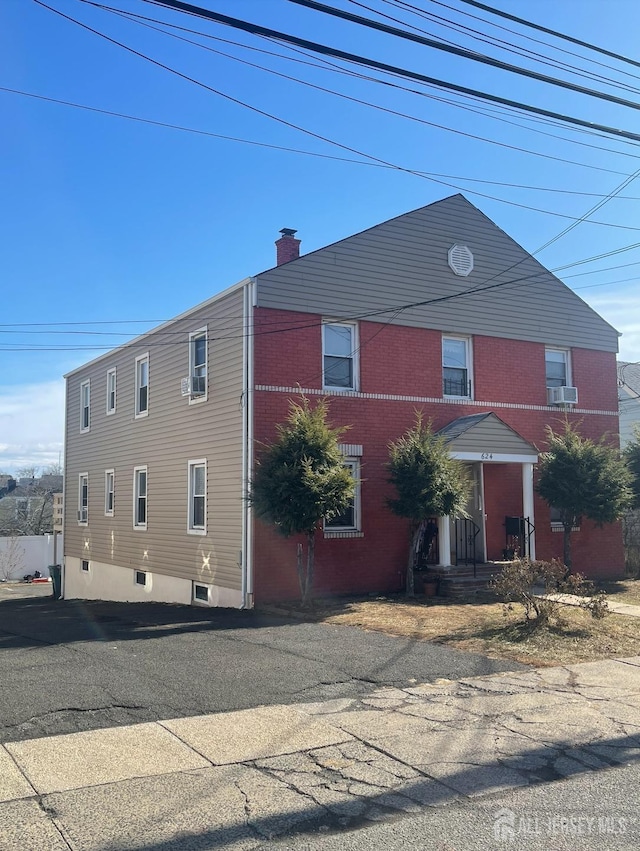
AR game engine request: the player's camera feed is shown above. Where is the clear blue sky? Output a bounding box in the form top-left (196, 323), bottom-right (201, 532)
top-left (1, 0), bottom-right (639, 473)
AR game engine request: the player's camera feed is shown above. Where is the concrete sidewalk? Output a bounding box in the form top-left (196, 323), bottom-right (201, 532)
top-left (544, 592), bottom-right (640, 619)
top-left (2, 658), bottom-right (640, 850)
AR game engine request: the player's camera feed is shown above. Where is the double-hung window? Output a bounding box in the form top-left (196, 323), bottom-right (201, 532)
top-left (545, 348), bottom-right (569, 388)
top-left (442, 336), bottom-right (472, 398)
top-left (105, 470), bottom-right (115, 516)
top-left (323, 322), bottom-right (357, 390)
top-left (188, 460), bottom-right (206, 534)
top-left (106, 368), bottom-right (116, 415)
top-left (78, 473), bottom-right (88, 525)
top-left (80, 380), bottom-right (90, 432)
top-left (189, 329), bottom-right (207, 400)
top-left (325, 458), bottom-right (360, 533)
top-left (133, 466), bottom-right (147, 529)
top-left (135, 354), bottom-right (149, 417)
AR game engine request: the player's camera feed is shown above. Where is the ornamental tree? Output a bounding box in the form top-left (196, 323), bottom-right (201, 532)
top-left (387, 414), bottom-right (471, 596)
top-left (250, 397), bottom-right (354, 606)
top-left (536, 421), bottom-right (633, 570)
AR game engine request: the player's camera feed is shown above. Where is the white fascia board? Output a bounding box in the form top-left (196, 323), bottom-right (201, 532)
top-left (451, 451), bottom-right (539, 463)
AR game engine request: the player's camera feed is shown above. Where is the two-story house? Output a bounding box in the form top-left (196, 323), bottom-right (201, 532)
top-left (63, 195), bottom-right (624, 607)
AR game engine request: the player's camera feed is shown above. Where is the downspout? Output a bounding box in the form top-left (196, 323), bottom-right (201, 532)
top-left (240, 278), bottom-right (256, 609)
top-left (61, 379), bottom-right (68, 598)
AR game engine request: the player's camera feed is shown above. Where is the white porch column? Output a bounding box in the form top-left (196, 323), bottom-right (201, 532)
top-left (438, 515), bottom-right (452, 567)
top-left (522, 462), bottom-right (536, 561)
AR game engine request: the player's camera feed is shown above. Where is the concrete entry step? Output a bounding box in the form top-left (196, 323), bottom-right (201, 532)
top-left (428, 562), bottom-right (505, 597)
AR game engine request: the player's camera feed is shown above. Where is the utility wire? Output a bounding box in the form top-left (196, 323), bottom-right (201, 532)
top-left (32, 1), bottom-right (640, 228)
top-left (2, 241), bottom-right (639, 332)
top-left (386, 0), bottom-right (640, 88)
top-left (83, 0), bottom-right (640, 159)
top-left (134, 0), bottom-right (640, 143)
top-left (457, 0), bottom-right (640, 70)
top-left (419, 0), bottom-right (640, 82)
top-left (0, 253), bottom-right (633, 352)
top-left (287, 0), bottom-right (640, 111)
top-left (358, 0), bottom-right (640, 96)
top-left (7, 82), bottom-right (638, 194)
top-left (105, 4), bottom-right (640, 173)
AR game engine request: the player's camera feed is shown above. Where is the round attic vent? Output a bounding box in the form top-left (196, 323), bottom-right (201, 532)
top-left (448, 244), bottom-right (474, 277)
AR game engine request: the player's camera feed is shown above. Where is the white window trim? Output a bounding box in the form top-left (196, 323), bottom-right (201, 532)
top-left (105, 469), bottom-right (115, 517)
top-left (192, 582), bottom-right (211, 605)
top-left (545, 347), bottom-right (572, 389)
top-left (78, 472), bottom-right (88, 526)
top-left (442, 335), bottom-right (473, 400)
top-left (133, 465), bottom-right (148, 530)
top-left (322, 321), bottom-right (359, 392)
top-left (106, 368), bottom-right (117, 415)
top-left (187, 458), bottom-right (207, 535)
top-left (134, 353), bottom-right (149, 419)
top-left (324, 457), bottom-right (362, 537)
top-left (188, 327), bottom-right (208, 405)
top-left (80, 379), bottom-right (91, 433)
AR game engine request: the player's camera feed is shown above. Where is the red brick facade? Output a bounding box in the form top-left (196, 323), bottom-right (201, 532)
top-left (252, 307), bottom-right (624, 603)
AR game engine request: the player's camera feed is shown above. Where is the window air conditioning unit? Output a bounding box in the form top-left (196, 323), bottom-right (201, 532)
top-left (77, 508), bottom-right (87, 522)
top-left (181, 376), bottom-right (206, 397)
top-left (547, 386), bottom-right (578, 406)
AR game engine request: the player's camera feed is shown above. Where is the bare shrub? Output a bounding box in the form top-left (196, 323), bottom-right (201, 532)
top-left (0, 537), bottom-right (26, 582)
top-left (491, 558), bottom-right (608, 627)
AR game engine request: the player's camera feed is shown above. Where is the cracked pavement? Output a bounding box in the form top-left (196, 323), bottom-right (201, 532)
top-left (0, 589), bottom-right (523, 743)
top-left (2, 657), bottom-right (640, 849)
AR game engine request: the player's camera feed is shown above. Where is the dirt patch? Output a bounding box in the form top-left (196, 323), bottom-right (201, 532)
top-left (268, 594), bottom-right (640, 668)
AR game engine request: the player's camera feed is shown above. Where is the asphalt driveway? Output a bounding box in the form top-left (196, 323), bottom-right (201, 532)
top-left (0, 584), bottom-right (526, 743)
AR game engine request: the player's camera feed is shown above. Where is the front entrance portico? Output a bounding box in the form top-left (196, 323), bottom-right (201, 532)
top-left (436, 413), bottom-right (538, 568)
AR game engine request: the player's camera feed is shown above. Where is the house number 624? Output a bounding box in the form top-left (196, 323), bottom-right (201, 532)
top-left (481, 452), bottom-right (493, 460)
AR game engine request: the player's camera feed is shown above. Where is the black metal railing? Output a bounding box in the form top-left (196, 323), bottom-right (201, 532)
top-left (504, 516), bottom-right (535, 559)
top-left (443, 376), bottom-right (471, 397)
top-left (455, 517), bottom-right (480, 575)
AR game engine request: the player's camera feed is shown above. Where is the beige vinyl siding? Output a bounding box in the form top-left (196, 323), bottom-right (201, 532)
top-left (64, 287), bottom-right (246, 591)
top-left (256, 195), bottom-right (619, 353)
top-left (442, 414), bottom-right (537, 455)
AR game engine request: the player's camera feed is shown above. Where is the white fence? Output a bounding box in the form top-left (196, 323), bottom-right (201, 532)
top-left (0, 534), bottom-right (63, 581)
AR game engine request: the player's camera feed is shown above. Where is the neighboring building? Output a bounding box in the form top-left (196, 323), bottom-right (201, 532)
top-left (63, 194), bottom-right (624, 607)
top-left (618, 361), bottom-right (640, 448)
top-left (52, 492), bottom-right (64, 533)
top-left (0, 475), bottom-right (63, 536)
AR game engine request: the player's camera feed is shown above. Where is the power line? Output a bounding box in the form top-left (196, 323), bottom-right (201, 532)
top-left (388, 0), bottom-right (640, 87)
top-left (457, 0), bottom-right (640, 70)
top-left (134, 0), bottom-right (640, 143)
top-left (103, 4), bottom-right (640, 173)
top-left (8, 83), bottom-right (638, 195)
top-left (2, 240), bottom-right (639, 332)
top-left (0, 252), bottom-right (633, 352)
top-left (32, 2), bottom-right (640, 229)
top-left (287, 0), bottom-right (640, 111)
top-left (102, 1), bottom-right (640, 167)
top-left (83, 0), bottom-right (640, 158)
top-left (358, 0), bottom-right (640, 97)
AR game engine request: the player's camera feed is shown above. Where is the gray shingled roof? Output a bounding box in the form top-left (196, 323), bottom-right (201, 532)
top-left (618, 361), bottom-right (640, 399)
top-left (436, 413), bottom-right (493, 443)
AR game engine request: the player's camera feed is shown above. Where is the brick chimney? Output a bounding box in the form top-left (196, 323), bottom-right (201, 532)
top-left (275, 228), bottom-right (301, 265)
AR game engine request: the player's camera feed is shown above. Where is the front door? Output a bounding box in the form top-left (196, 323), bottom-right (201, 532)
top-left (452, 463), bottom-right (486, 564)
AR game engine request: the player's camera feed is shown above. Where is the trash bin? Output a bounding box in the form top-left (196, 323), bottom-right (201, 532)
top-left (49, 565), bottom-right (62, 600)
